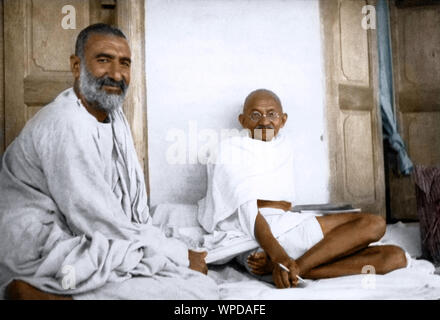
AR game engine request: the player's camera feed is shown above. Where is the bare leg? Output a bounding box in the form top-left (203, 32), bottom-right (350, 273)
top-left (248, 213), bottom-right (394, 277)
top-left (296, 213), bottom-right (386, 276)
top-left (302, 245), bottom-right (407, 279)
top-left (247, 245), bottom-right (407, 278)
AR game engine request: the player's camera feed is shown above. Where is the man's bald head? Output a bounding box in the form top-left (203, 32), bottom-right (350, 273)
top-left (243, 89), bottom-right (283, 114)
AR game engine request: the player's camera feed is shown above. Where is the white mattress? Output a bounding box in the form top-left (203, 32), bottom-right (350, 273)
top-left (152, 203), bottom-right (440, 300)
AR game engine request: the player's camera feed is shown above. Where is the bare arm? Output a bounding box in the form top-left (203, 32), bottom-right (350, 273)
top-left (254, 199), bottom-right (292, 262)
top-left (254, 212), bottom-right (289, 263)
top-left (254, 211), bottom-right (300, 288)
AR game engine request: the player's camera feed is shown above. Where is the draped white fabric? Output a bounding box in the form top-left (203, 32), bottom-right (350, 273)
top-left (198, 133), bottom-right (296, 233)
top-left (0, 88), bottom-right (217, 299)
top-left (198, 133), bottom-right (310, 264)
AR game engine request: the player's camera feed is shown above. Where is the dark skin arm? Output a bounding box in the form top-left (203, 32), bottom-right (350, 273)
top-left (254, 200), bottom-right (299, 288)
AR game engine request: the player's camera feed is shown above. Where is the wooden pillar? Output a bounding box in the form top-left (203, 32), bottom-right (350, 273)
top-left (116, 0), bottom-right (150, 197)
top-left (0, 0), bottom-right (4, 157)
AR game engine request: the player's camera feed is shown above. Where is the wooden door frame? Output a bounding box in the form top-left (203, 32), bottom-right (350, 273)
top-left (0, 0), bottom-right (4, 159)
top-left (116, 0), bottom-right (150, 198)
top-left (319, 0), bottom-right (386, 218)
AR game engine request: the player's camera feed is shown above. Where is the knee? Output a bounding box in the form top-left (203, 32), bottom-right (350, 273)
top-left (380, 245), bottom-right (407, 273)
top-left (360, 214), bottom-right (386, 242)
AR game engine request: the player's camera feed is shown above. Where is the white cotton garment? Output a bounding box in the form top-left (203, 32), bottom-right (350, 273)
top-left (198, 132), bottom-right (296, 233)
top-left (198, 132), bottom-right (309, 264)
top-left (0, 88), bottom-right (218, 299)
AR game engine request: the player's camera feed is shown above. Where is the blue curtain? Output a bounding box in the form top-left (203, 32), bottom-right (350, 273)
top-left (377, 0), bottom-right (413, 175)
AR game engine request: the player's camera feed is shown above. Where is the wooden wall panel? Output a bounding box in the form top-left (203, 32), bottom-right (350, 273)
top-left (0, 1), bottom-right (4, 156)
top-left (389, 2), bottom-right (440, 220)
top-left (30, 0), bottom-right (89, 73)
top-left (406, 114), bottom-right (440, 165)
top-left (339, 0), bottom-right (370, 84)
top-left (4, 0), bottom-right (26, 147)
top-left (343, 112), bottom-right (375, 200)
top-left (400, 10), bottom-right (440, 87)
top-left (321, 0), bottom-right (385, 217)
top-left (4, 0), bottom-right (93, 146)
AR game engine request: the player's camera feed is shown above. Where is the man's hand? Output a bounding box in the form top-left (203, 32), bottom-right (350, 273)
top-left (272, 258), bottom-right (301, 289)
top-left (257, 200), bottom-right (292, 211)
top-left (188, 250), bottom-right (208, 275)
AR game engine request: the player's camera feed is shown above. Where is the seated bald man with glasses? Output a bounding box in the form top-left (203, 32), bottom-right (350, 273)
top-left (197, 89), bottom-right (408, 289)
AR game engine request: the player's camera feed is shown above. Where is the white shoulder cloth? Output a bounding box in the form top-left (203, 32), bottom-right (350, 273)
top-left (197, 132), bottom-right (295, 233)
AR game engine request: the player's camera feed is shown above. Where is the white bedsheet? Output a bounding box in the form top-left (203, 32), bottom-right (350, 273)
top-left (209, 259), bottom-right (440, 299)
top-left (152, 203), bottom-right (440, 300)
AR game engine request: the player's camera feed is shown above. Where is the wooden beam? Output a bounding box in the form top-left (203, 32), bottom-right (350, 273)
top-left (4, 0), bottom-right (26, 149)
top-left (116, 0), bottom-right (150, 198)
top-left (0, 0), bottom-right (4, 156)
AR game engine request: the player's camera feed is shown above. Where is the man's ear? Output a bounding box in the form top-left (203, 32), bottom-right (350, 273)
top-left (238, 114), bottom-right (245, 127)
top-left (70, 55), bottom-right (81, 80)
top-left (280, 113), bottom-right (288, 128)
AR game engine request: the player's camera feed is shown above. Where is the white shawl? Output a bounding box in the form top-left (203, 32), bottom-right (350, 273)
top-left (198, 132), bottom-right (296, 233)
top-left (0, 88), bottom-right (199, 297)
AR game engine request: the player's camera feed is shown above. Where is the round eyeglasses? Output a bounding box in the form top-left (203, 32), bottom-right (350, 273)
top-left (247, 111), bottom-right (281, 122)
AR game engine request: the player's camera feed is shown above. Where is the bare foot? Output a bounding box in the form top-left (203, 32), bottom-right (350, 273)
top-left (6, 280), bottom-right (72, 300)
top-left (247, 251), bottom-right (274, 275)
top-left (188, 250), bottom-right (208, 275)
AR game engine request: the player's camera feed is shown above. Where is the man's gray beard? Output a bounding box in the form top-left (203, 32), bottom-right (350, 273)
top-left (78, 63), bottom-right (128, 113)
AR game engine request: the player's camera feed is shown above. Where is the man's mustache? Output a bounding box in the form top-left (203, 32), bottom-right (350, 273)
top-left (97, 76), bottom-right (128, 94)
top-left (255, 125), bottom-right (274, 130)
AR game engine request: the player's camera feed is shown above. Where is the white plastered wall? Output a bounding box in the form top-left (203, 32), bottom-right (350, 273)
top-left (145, 0), bottom-right (329, 208)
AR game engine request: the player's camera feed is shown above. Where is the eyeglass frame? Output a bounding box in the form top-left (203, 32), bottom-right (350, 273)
top-left (246, 110), bottom-right (282, 122)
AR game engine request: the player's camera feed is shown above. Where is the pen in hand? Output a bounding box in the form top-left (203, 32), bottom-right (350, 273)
top-left (278, 262), bottom-right (306, 283)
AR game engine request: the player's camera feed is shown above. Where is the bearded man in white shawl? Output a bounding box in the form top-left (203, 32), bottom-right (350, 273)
top-left (198, 89), bottom-right (408, 289)
top-left (0, 23), bottom-right (217, 300)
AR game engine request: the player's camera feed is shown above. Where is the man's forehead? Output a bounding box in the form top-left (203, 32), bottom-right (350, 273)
top-left (244, 95), bottom-right (282, 113)
top-left (84, 33), bottom-right (131, 56)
